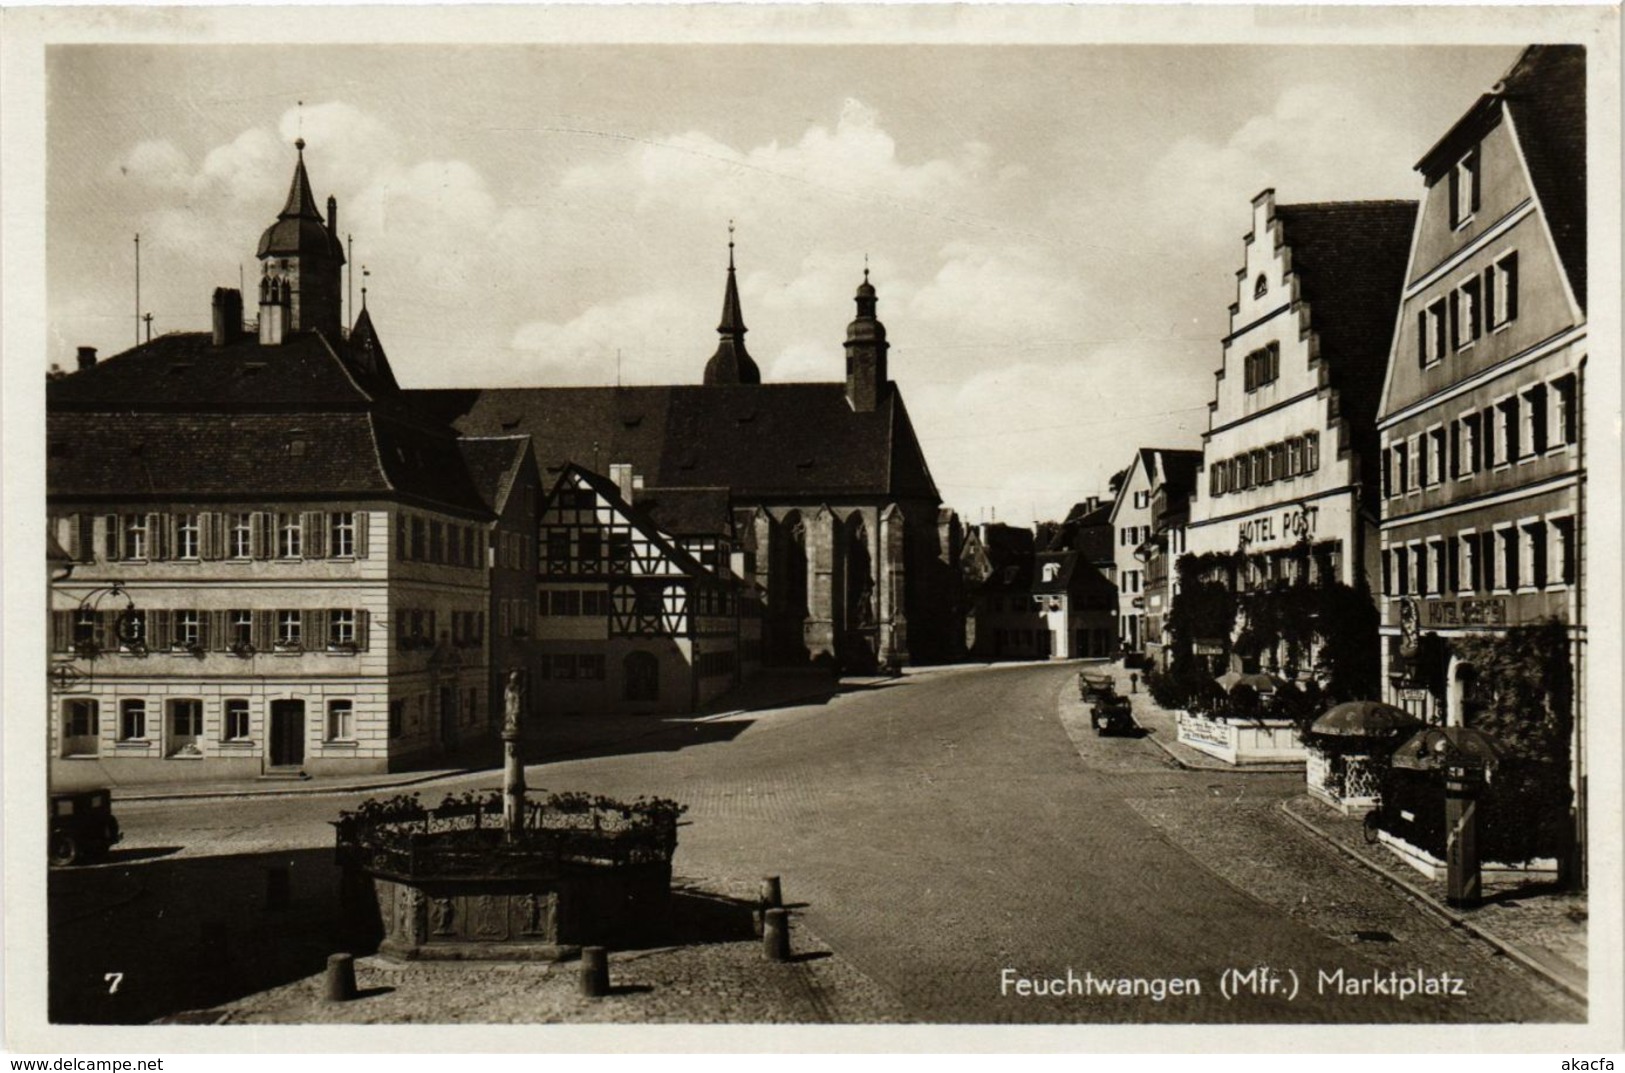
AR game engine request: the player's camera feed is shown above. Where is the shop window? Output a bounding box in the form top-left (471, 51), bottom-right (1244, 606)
top-left (168, 699), bottom-right (202, 756)
top-left (63, 699), bottom-right (99, 744)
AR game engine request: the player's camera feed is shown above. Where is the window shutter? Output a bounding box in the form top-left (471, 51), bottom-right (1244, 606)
top-left (198, 513), bottom-right (215, 560)
top-left (253, 610), bottom-right (273, 649)
top-left (1448, 291), bottom-right (1461, 349)
top-left (309, 609), bottom-right (328, 648)
top-left (1448, 166), bottom-right (1461, 224)
top-left (71, 514), bottom-right (93, 562)
top-left (52, 610), bottom-right (72, 653)
top-left (356, 609), bottom-right (370, 651)
top-left (207, 610), bottom-right (227, 651)
top-left (148, 513), bottom-right (165, 560)
top-left (1483, 266), bottom-right (1497, 327)
top-left (1504, 254), bottom-right (1519, 322)
top-left (196, 611), bottom-right (211, 651)
top-left (355, 512), bottom-right (370, 559)
top-left (250, 512), bottom-right (266, 559)
top-left (305, 512), bottom-right (326, 558)
top-left (152, 610), bottom-right (171, 647)
top-left (104, 514), bottom-right (121, 561)
top-left (100, 611), bottom-right (118, 650)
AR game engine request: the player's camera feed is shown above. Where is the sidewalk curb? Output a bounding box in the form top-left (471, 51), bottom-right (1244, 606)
top-left (112, 682), bottom-right (850, 804)
top-left (1278, 798), bottom-right (1587, 1004)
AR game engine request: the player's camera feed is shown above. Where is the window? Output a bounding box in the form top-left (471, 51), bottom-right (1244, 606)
top-left (1486, 251), bottom-right (1519, 330)
top-left (119, 698), bottom-right (148, 740)
top-left (1521, 522), bottom-right (1547, 589)
top-left (228, 609), bottom-right (253, 650)
top-left (1392, 440), bottom-right (1409, 494)
top-left (1210, 464), bottom-right (1226, 497)
top-left (1450, 146), bottom-right (1481, 228)
top-left (229, 514), bottom-right (252, 559)
top-left (1243, 343), bottom-right (1279, 392)
top-left (176, 514), bottom-right (200, 559)
top-left (411, 516), bottom-right (426, 560)
top-left (1521, 384), bottom-right (1548, 455)
top-left (1134, 490), bottom-right (1151, 510)
top-left (1419, 299), bottom-right (1448, 368)
top-left (1304, 432), bottom-right (1319, 473)
top-left (327, 699), bottom-right (354, 742)
top-left (64, 699), bottom-right (99, 739)
top-left (547, 530), bottom-right (571, 567)
top-left (224, 699), bottom-right (251, 741)
top-left (608, 532), bottom-right (632, 569)
top-left (1458, 412), bottom-right (1480, 477)
top-left (1381, 549), bottom-right (1393, 596)
top-left (1249, 449), bottom-right (1265, 487)
top-left (430, 521), bottom-right (445, 564)
top-left (277, 513), bottom-right (302, 558)
top-left (173, 609), bottom-right (201, 648)
top-left (1458, 531), bottom-right (1478, 593)
top-left (73, 608), bottom-right (97, 648)
top-left (580, 654), bottom-right (607, 680)
top-left (1286, 437), bottom-right (1303, 479)
top-left (1481, 404), bottom-right (1497, 468)
top-left (330, 513), bottom-right (355, 557)
top-left (582, 590), bottom-right (609, 616)
top-left (624, 651), bottom-right (660, 702)
top-left (1495, 397), bottom-right (1519, 465)
top-left (396, 514), bottom-right (409, 560)
top-left (1550, 516), bottom-right (1576, 586)
top-left (1452, 277), bottom-right (1482, 350)
top-left (1551, 374), bottom-right (1579, 448)
top-left (1411, 544), bottom-right (1427, 596)
top-left (169, 699), bottom-right (202, 754)
top-left (123, 515), bottom-right (149, 560)
top-left (388, 700), bottom-right (405, 739)
top-left (276, 609), bottom-right (302, 648)
top-left (329, 609), bottom-right (356, 647)
top-left (1254, 274), bottom-right (1268, 299)
top-left (1429, 538), bottom-right (1448, 595)
top-left (1394, 545), bottom-right (1410, 596)
top-left (1428, 428), bottom-right (1447, 487)
top-left (1495, 527), bottom-right (1518, 591)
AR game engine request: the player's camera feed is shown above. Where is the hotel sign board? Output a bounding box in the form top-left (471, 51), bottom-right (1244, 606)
top-left (1423, 598), bottom-right (1509, 627)
top-left (1236, 505), bottom-right (1320, 550)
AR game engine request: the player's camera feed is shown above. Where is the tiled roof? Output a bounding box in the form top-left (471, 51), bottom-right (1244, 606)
top-left (637, 486), bottom-right (734, 538)
top-left (1503, 45), bottom-right (1586, 309)
top-left (1157, 450), bottom-right (1203, 500)
top-left (411, 383), bottom-right (940, 504)
top-left (458, 435), bottom-right (533, 515)
top-left (46, 409), bottom-right (488, 514)
top-left (1275, 200), bottom-right (1418, 446)
top-left (48, 331), bottom-right (380, 411)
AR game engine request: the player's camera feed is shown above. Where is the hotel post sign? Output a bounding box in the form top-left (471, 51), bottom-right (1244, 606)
top-left (1236, 504), bottom-right (1320, 550)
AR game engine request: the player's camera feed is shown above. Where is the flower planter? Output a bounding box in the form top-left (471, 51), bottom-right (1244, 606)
top-left (1176, 710), bottom-right (1306, 766)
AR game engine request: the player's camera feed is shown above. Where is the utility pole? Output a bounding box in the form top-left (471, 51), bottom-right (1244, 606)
top-left (142, 312), bottom-right (153, 343)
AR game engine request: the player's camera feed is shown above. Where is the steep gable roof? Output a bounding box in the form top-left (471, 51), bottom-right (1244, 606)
top-left (637, 486), bottom-right (734, 539)
top-left (553, 464), bottom-right (709, 577)
top-left (411, 383), bottom-right (940, 504)
top-left (1503, 45), bottom-right (1586, 309)
top-left (458, 435), bottom-right (533, 516)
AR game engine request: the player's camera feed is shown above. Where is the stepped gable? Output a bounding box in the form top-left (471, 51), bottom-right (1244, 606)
top-left (1273, 200), bottom-right (1419, 437)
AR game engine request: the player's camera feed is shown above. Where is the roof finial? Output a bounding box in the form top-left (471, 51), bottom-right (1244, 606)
top-left (864, 252), bottom-right (870, 283)
top-left (728, 219), bottom-right (735, 271)
top-left (296, 100), bottom-right (304, 152)
top-left (361, 264), bottom-right (370, 309)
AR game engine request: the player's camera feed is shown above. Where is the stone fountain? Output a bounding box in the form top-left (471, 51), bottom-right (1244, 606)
top-left (334, 672), bottom-right (683, 960)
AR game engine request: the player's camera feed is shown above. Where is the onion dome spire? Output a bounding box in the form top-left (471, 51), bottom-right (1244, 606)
top-left (703, 220), bottom-right (761, 386)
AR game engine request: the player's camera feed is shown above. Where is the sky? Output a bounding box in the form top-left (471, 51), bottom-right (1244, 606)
top-left (45, 43), bottom-right (1523, 524)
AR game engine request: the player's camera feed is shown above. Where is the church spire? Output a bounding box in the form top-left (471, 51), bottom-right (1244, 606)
top-left (256, 139), bottom-right (345, 337)
top-left (703, 221), bottom-right (761, 386)
top-left (844, 261), bottom-right (889, 412)
top-left (279, 138), bottom-right (322, 221)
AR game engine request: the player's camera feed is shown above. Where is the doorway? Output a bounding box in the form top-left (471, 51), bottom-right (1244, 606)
top-left (268, 699), bottom-right (305, 768)
top-left (438, 685), bottom-right (458, 749)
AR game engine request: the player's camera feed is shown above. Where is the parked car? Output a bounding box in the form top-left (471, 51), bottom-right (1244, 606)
top-left (1078, 671), bottom-right (1136, 736)
top-left (49, 789), bottom-right (121, 866)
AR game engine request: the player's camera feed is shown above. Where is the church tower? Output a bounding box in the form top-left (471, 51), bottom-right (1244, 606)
top-left (844, 266), bottom-right (889, 412)
top-left (256, 139), bottom-right (345, 341)
top-left (703, 227), bottom-right (761, 385)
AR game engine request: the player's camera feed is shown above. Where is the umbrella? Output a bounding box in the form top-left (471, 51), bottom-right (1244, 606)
top-left (1390, 726), bottom-right (1502, 771)
top-left (1216, 671), bottom-right (1286, 694)
top-left (1310, 701), bottom-right (1426, 739)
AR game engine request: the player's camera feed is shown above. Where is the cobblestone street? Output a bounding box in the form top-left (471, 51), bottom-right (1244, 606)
top-left (71, 661), bottom-right (1583, 1025)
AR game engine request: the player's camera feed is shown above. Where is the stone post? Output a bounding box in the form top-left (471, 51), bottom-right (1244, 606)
top-left (502, 669), bottom-right (526, 837)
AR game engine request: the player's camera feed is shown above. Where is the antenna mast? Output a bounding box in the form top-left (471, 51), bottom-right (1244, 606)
top-left (134, 233), bottom-right (141, 348)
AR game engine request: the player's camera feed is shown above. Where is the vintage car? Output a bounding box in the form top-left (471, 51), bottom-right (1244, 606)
top-left (49, 789), bottom-right (121, 866)
top-left (1078, 671), bottom-right (1136, 736)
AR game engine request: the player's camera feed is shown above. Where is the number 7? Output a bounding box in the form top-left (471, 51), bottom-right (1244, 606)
top-left (104, 972), bottom-right (123, 994)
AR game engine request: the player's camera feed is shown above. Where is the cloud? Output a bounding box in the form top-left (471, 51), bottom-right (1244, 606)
top-left (508, 289), bottom-right (706, 387)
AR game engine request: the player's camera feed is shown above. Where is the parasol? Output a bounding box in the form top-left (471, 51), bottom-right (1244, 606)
top-left (1309, 701), bottom-right (1426, 739)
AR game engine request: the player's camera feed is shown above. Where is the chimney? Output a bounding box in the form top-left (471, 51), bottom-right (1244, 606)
top-left (76, 346), bottom-right (97, 372)
top-left (327, 195), bottom-right (338, 238)
top-left (631, 474), bottom-right (645, 503)
top-left (212, 287), bottom-right (244, 346)
top-left (608, 462), bottom-right (633, 496)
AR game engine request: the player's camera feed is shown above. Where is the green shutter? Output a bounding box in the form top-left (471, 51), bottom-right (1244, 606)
top-left (354, 512), bottom-right (370, 559)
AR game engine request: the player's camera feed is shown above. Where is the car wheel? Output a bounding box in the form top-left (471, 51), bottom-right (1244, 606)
top-left (49, 832), bottom-right (80, 867)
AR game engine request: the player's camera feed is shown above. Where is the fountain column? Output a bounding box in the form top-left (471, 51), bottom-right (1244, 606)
top-left (503, 669), bottom-right (526, 837)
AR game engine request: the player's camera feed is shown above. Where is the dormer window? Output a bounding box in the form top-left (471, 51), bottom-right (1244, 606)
top-left (1042, 562), bottom-right (1061, 583)
top-left (1450, 146), bottom-right (1481, 229)
top-left (1254, 274), bottom-right (1268, 299)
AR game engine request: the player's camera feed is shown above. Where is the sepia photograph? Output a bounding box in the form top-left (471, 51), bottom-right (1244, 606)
top-left (3, 3), bottom-right (1620, 1055)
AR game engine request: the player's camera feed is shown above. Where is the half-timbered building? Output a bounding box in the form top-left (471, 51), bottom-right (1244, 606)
top-left (534, 464), bottom-right (748, 714)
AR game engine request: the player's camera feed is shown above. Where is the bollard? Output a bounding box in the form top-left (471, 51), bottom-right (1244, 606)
top-left (580, 946), bottom-right (610, 998)
top-left (324, 953), bottom-right (357, 1002)
top-left (760, 875), bottom-right (783, 908)
top-left (1130, 673), bottom-right (1139, 694)
top-left (763, 907), bottom-right (791, 962)
top-left (265, 865), bottom-right (291, 911)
